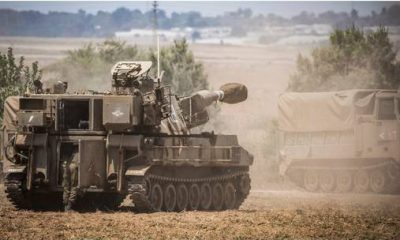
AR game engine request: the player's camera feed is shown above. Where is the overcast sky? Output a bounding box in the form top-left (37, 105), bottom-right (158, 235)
top-left (0, 1), bottom-right (396, 18)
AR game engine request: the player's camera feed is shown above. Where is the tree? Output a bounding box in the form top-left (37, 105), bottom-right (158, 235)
top-left (45, 40), bottom-right (142, 91)
top-left (0, 47), bottom-right (41, 122)
top-left (191, 30), bottom-right (201, 42)
top-left (46, 39), bottom-right (208, 96)
top-left (231, 25), bottom-right (247, 37)
top-left (149, 39), bottom-right (208, 96)
top-left (288, 26), bottom-right (400, 92)
top-left (350, 9), bottom-right (359, 20)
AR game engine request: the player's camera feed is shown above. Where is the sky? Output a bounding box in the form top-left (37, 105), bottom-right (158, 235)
top-left (0, 1), bottom-right (397, 18)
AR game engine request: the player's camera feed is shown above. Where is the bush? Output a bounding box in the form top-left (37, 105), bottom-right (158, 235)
top-left (288, 26), bottom-right (400, 91)
top-left (149, 39), bottom-right (208, 95)
top-left (0, 47), bottom-right (41, 122)
top-left (45, 40), bottom-right (142, 91)
top-left (46, 39), bottom-right (208, 96)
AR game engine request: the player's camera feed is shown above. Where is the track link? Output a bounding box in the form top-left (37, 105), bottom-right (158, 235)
top-left (4, 176), bottom-right (32, 209)
top-left (129, 171), bottom-right (251, 212)
top-left (289, 161), bottom-right (400, 194)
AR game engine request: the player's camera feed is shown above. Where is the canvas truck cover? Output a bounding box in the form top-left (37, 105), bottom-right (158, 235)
top-left (3, 96), bottom-right (19, 130)
top-left (278, 90), bottom-right (374, 132)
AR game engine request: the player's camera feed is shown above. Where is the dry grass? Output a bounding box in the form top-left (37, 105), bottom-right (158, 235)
top-left (1, 186), bottom-right (400, 239)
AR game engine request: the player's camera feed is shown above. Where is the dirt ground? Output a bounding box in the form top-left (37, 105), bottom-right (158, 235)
top-left (1, 185), bottom-right (400, 239)
top-left (1, 37), bottom-right (400, 239)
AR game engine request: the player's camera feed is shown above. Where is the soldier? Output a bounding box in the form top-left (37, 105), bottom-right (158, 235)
top-left (62, 146), bottom-right (79, 211)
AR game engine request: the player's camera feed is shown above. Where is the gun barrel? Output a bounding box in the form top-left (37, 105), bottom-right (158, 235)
top-left (189, 83), bottom-right (247, 111)
top-left (178, 83), bottom-right (247, 128)
top-left (219, 83), bottom-right (247, 104)
top-left (190, 90), bottom-right (223, 109)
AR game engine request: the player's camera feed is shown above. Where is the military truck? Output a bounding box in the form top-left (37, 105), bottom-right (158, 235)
top-left (1, 61), bottom-right (253, 211)
top-left (278, 90), bottom-right (400, 194)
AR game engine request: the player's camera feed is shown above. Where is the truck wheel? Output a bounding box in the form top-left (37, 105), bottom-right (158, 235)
top-left (163, 183), bottom-right (176, 212)
top-left (370, 169), bottom-right (388, 194)
top-left (354, 170), bottom-right (370, 193)
top-left (303, 170), bottom-right (319, 192)
top-left (336, 170), bottom-right (353, 193)
top-left (319, 171), bottom-right (336, 192)
top-left (150, 183), bottom-right (163, 211)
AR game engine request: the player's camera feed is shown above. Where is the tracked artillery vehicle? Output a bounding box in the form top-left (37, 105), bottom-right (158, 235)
top-left (1, 61), bottom-right (253, 212)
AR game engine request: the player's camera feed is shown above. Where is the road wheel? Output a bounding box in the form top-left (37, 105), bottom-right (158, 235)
top-left (150, 183), bottom-right (163, 211)
top-left (224, 182), bottom-right (236, 210)
top-left (387, 165), bottom-right (400, 182)
top-left (189, 183), bottom-right (200, 210)
top-left (145, 178), bottom-right (152, 197)
top-left (212, 183), bottom-right (224, 211)
top-left (164, 183), bottom-right (177, 212)
top-left (385, 164), bottom-right (400, 193)
top-left (99, 193), bottom-right (125, 211)
top-left (336, 170), bottom-right (353, 193)
top-left (176, 183), bottom-right (189, 212)
top-left (200, 183), bottom-right (212, 210)
top-left (354, 169), bottom-right (370, 193)
top-left (238, 175), bottom-right (251, 196)
top-left (370, 169), bottom-right (388, 193)
top-left (319, 171), bottom-right (336, 192)
top-left (303, 170), bottom-right (319, 192)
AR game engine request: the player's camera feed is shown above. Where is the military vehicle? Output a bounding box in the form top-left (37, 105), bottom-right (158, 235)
top-left (1, 61), bottom-right (253, 211)
top-left (278, 90), bottom-right (400, 194)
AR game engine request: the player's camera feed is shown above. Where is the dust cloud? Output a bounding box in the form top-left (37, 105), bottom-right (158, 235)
top-left (1, 37), bottom-right (400, 239)
top-left (192, 43), bottom-right (305, 189)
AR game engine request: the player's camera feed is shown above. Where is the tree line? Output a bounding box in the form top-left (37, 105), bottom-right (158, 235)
top-left (288, 26), bottom-right (400, 92)
top-left (0, 39), bottom-right (208, 122)
top-left (0, 5), bottom-right (399, 38)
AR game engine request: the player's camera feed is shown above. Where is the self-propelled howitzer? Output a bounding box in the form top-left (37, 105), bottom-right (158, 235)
top-left (1, 61), bottom-right (253, 212)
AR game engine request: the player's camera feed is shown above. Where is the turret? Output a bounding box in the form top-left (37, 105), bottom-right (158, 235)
top-left (179, 83), bottom-right (248, 128)
top-left (111, 61), bottom-right (155, 95)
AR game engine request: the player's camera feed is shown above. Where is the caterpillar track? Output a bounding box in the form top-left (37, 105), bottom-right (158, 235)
top-left (129, 171), bottom-right (251, 212)
top-left (287, 161), bottom-right (400, 194)
top-left (4, 174), bottom-right (124, 211)
top-left (4, 175), bottom-right (61, 211)
top-left (4, 177), bottom-right (29, 209)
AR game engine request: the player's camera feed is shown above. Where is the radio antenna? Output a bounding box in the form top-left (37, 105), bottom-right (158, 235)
top-left (157, 34), bottom-right (160, 79)
top-left (152, 1), bottom-right (161, 80)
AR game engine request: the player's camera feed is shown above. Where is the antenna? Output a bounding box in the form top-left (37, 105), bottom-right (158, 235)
top-left (157, 34), bottom-right (160, 79)
top-left (152, 1), bottom-right (158, 46)
top-left (152, 1), bottom-right (161, 81)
